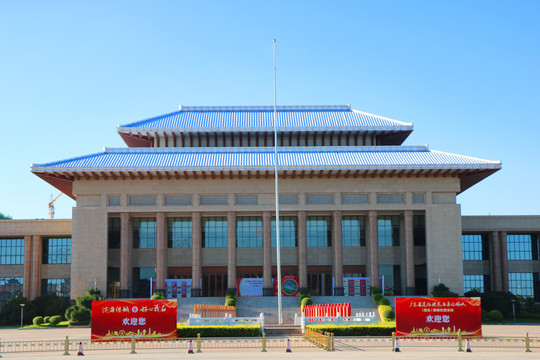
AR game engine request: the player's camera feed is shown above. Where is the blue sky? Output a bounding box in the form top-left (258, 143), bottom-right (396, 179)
top-left (1, 0), bottom-right (538, 219)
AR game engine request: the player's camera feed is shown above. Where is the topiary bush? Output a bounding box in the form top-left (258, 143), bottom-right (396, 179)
top-left (380, 298), bottom-right (391, 306)
top-left (49, 315), bottom-right (63, 325)
top-left (383, 309), bottom-right (395, 320)
top-left (151, 292), bottom-right (165, 300)
top-left (301, 297), bottom-right (313, 306)
top-left (488, 309), bottom-right (503, 322)
top-left (225, 298), bottom-right (237, 307)
top-left (33, 316), bottom-right (44, 326)
top-left (431, 283), bottom-right (459, 297)
top-left (371, 287), bottom-right (382, 295)
top-left (43, 316), bottom-right (51, 324)
top-left (372, 293), bottom-right (383, 304)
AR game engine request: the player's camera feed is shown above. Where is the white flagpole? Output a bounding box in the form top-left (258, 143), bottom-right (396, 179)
top-left (273, 39), bottom-right (283, 325)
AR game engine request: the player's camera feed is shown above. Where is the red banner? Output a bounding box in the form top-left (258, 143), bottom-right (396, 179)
top-left (395, 297), bottom-right (481, 338)
top-left (91, 300), bottom-right (177, 341)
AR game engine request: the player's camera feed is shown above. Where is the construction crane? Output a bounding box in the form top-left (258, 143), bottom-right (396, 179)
top-left (49, 193), bottom-right (62, 219)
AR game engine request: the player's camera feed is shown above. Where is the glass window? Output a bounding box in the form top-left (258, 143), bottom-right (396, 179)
top-left (272, 216), bottom-right (297, 247)
top-left (168, 218), bottom-right (192, 248)
top-left (0, 277), bottom-right (23, 305)
top-left (463, 274), bottom-right (486, 293)
top-left (508, 272), bottom-right (535, 298)
top-left (42, 237), bottom-right (71, 264)
top-left (413, 215), bottom-right (426, 246)
top-left (462, 234), bottom-right (490, 261)
top-left (202, 217), bottom-right (227, 248)
top-left (108, 218), bottom-right (121, 249)
top-left (41, 278), bottom-right (70, 298)
top-left (132, 267), bottom-right (155, 298)
top-left (237, 217), bottom-right (263, 247)
top-left (0, 238), bottom-right (24, 265)
top-left (307, 216), bottom-right (331, 247)
top-left (342, 215), bottom-right (365, 247)
top-left (133, 218), bottom-right (156, 249)
top-left (507, 234), bottom-right (535, 260)
top-left (128, 195), bottom-right (156, 206)
top-left (378, 215), bottom-right (400, 246)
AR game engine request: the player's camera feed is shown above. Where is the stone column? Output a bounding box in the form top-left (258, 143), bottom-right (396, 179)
top-left (500, 231), bottom-right (509, 292)
top-left (404, 210), bottom-right (416, 295)
top-left (262, 211), bottom-right (273, 296)
top-left (156, 212), bottom-right (167, 294)
top-left (23, 235), bottom-right (32, 299)
top-left (491, 231), bottom-right (502, 292)
top-left (31, 235), bottom-right (42, 300)
top-left (333, 210), bottom-right (344, 296)
top-left (368, 211), bottom-right (379, 290)
top-left (227, 211), bottom-right (237, 292)
top-left (120, 212), bottom-right (131, 298)
top-left (298, 211), bottom-right (308, 290)
top-left (191, 212), bottom-right (202, 297)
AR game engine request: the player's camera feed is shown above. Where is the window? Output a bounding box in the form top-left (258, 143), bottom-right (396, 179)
top-left (108, 218), bottom-right (121, 249)
top-left (235, 195), bottom-right (258, 205)
top-left (307, 216), bottom-right (331, 247)
top-left (508, 273), bottom-right (535, 298)
top-left (507, 234), bottom-right (538, 260)
top-left (41, 278), bottom-right (70, 298)
top-left (133, 218), bottom-right (156, 249)
top-left (0, 238), bottom-right (24, 265)
top-left (272, 216), bottom-right (297, 247)
top-left (164, 195), bottom-right (192, 206)
top-left (108, 196), bottom-right (120, 206)
top-left (279, 195), bottom-right (298, 205)
top-left (200, 195), bottom-right (227, 206)
top-left (202, 217), bottom-right (227, 248)
top-left (0, 277), bottom-right (23, 305)
top-left (341, 193), bottom-right (369, 205)
top-left (413, 215), bottom-right (426, 246)
top-left (377, 194), bottom-right (404, 204)
top-left (132, 267), bottom-right (155, 298)
top-left (306, 194), bottom-right (334, 205)
top-left (463, 274), bottom-right (488, 293)
top-left (237, 217), bottom-right (262, 247)
top-left (342, 215), bottom-right (365, 247)
top-left (462, 234), bottom-right (489, 260)
top-left (378, 215), bottom-right (399, 246)
top-left (128, 195), bottom-right (156, 206)
top-left (168, 218), bottom-right (192, 248)
top-left (412, 193), bottom-right (425, 204)
top-left (42, 237), bottom-right (71, 264)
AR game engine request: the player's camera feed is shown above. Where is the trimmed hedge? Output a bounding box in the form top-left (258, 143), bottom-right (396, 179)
top-left (301, 297), bottom-right (313, 306)
top-left (177, 325), bottom-right (261, 337)
top-left (371, 287), bottom-right (383, 295)
top-left (33, 316), bottom-right (44, 326)
top-left (49, 315), bottom-right (63, 325)
top-left (488, 310), bottom-right (503, 322)
top-left (372, 294), bottom-right (384, 303)
top-left (306, 324), bottom-right (395, 336)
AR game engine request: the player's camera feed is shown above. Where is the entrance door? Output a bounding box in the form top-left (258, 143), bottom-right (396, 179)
top-left (307, 270), bottom-right (332, 296)
top-left (202, 267), bottom-right (228, 297)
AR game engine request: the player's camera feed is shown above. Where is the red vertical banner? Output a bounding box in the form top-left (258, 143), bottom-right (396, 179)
top-left (395, 297), bottom-right (482, 338)
top-left (360, 280), bottom-right (366, 296)
top-left (91, 300), bottom-right (178, 341)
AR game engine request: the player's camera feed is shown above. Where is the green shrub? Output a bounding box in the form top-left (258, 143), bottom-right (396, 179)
top-left (488, 310), bottom-right (503, 322)
top-left (306, 324), bottom-right (395, 336)
top-left (372, 293), bottom-right (383, 304)
top-left (151, 292), bottom-right (165, 300)
top-left (177, 325), bottom-right (260, 337)
top-left (299, 288), bottom-right (310, 296)
top-left (371, 287), bottom-right (382, 295)
top-left (431, 283), bottom-right (459, 297)
top-left (301, 297), bottom-right (313, 306)
top-left (33, 316), bottom-right (44, 326)
top-left (383, 309), bottom-right (395, 320)
top-left (49, 315), bottom-right (63, 325)
top-left (85, 288), bottom-right (102, 297)
top-left (224, 298), bottom-right (237, 307)
top-left (480, 291), bottom-right (519, 317)
top-left (380, 298), bottom-right (390, 306)
top-left (0, 296), bottom-right (37, 325)
top-left (481, 309), bottom-right (489, 321)
top-left (76, 294), bottom-right (101, 310)
top-left (31, 294), bottom-right (70, 317)
top-left (65, 305), bottom-right (78, 321)
top-left (44, 316), bottom-right (51, 324)
top-left (225, 289), bottom-right (237, 299)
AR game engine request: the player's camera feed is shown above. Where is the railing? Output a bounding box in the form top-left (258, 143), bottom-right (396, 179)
top-left (186, 312), bottom-right (265, 334)
top-left (296, 312), bottom-right (377, 332)
top-left (193, 304), bottom-right (236, 317)
top-left (302, 303), bottom-right (351, 317)
top-left (304, 327), bottom-right (334, 351)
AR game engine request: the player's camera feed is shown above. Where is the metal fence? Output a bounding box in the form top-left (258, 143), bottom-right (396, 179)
top-left (0, 334), bottom-right (538, 354)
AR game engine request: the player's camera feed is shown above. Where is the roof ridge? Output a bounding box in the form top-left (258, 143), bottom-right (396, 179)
top-left (178, 105), bottom-right (351, 111)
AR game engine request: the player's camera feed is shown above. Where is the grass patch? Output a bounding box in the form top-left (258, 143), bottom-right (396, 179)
top-left (23, 322), bottom-right (69, 329)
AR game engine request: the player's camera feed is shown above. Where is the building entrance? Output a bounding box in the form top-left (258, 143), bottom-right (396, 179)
top-left (202, 267), bottom-right (227, 297)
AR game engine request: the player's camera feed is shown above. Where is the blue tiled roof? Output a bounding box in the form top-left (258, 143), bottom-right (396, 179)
top-left (32, 146), bottom-right (501, 172)
top-left (117, 105), bottom-right (413, 133)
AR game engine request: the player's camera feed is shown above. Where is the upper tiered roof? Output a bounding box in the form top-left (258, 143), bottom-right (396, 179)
top-left (117, 105), bottom-right (413, 147)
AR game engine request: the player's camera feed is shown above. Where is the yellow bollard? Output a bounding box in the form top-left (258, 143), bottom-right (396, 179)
top-left (457, 332), bottom-right (463, 352)
top-left (63, 335), bottom-right (70, 356)
top-left (525, 332), bottom-right (531, 352)
top-left (262, 332), bottom-right (267, 352)
top-left (196, 333), bottom-right (202, 353)
top-left (326, 332), bottom-right (331, 351)
top-left (391, 332), bottom-right (396, 352)
top-left (331, 332), bottom-right (334, 351)
top-left (130, 334), bottom-right (136, 354)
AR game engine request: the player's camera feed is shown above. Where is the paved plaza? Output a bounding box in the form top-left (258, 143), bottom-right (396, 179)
top-left (0, 325), bottom-right (537, 359)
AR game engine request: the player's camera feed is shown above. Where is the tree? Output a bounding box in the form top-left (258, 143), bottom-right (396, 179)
top-left (0, 213), bottom-right (12, 220)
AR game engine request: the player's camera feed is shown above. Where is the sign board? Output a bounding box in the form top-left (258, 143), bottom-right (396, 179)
top-left (395, 297), bottom-right (482, 338)
top-left (273, 276), bottom-right (299, 296)
top-left (91, 300), bottom-right (178, 341)
top-left (236, 278), bottom-right (264, 297)
top-left (150, 279), bottom-right (192, 298)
